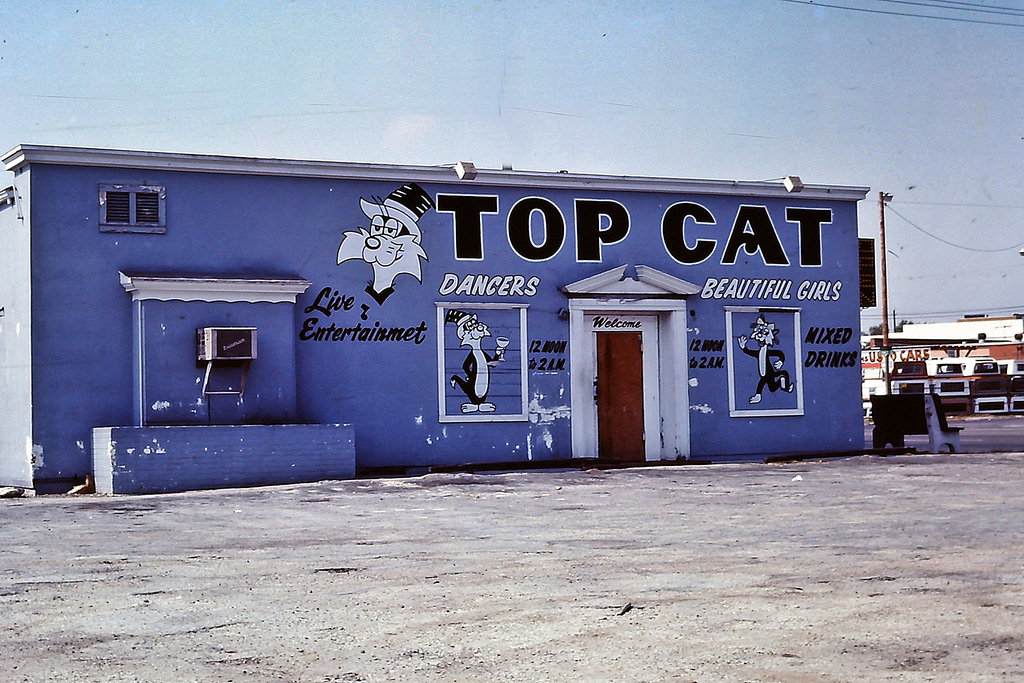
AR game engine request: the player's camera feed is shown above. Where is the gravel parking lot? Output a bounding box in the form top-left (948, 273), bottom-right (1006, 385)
top-left (3, 453), bottom-right (1023, 682)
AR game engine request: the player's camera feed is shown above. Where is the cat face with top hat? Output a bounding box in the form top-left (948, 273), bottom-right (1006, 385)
top-left (337, 182), bottom-right (434, 305)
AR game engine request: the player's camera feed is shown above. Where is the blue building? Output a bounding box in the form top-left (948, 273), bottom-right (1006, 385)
top-left (0, 146), bottom-right (868, 494)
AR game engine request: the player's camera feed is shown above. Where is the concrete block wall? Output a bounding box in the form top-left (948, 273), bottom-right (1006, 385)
top-left (92, 424), bottom-right (355, 494)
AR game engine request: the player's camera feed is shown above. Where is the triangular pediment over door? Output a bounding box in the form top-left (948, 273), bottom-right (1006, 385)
top-left (562, 264), bottom-right (701, 298)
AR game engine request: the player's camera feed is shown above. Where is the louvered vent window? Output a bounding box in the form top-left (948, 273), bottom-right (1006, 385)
top-left (105, 191), bottom-right (131, 223)
top-left (99, 184), bottom-right (166, 233)
top-left (134, 191), bottom-right (161, 224)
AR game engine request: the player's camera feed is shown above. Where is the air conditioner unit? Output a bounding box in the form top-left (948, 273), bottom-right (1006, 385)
top-left (197, 327), bottom-right (257, 361)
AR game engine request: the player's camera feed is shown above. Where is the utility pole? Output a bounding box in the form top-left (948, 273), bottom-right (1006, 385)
top-left (879, 191), bottom-right (893, 394)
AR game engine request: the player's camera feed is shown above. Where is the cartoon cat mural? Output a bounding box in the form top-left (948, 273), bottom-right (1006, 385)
top-left (446, 309), bottom-right (508, 413)
top-left (737, 314), bottom-right (794, 404)
top-left (337, 182), bottom-right (434, 305)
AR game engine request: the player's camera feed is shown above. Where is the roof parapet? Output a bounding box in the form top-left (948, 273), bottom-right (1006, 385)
top-left (2, 144), bottom-right (869, 201)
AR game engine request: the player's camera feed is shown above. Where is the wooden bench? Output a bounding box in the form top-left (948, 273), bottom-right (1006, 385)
top-left (870, 393), bottom-right (963, 453)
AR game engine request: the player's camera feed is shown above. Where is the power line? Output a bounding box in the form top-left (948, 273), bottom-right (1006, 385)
top-left (777, 0), bottom-right (1024, 27)
top-left (861, 303), bottom-right (1024, 319)
top-left (897, 266), bottom-right (1017, 282)
top-left (894, 200), bottom-right (1024, 209)
top-left (930, 0), bottom-right (1024, 10)
top-left (876, 0), bottom-right (1024, 17)
top-left (886, 205), bottom-right (1024, 252)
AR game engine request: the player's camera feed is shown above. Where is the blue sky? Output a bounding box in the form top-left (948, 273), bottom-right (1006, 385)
top-left (2, 0), bottom-right (1022, 329)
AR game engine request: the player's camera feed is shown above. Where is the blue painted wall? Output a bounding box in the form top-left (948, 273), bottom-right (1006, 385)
top-left (17, 158), bottom-right (865, 489)
top-left (92, 424), bottom-right (355, 494)
top-left (136, 299), bottom-right (297, 426)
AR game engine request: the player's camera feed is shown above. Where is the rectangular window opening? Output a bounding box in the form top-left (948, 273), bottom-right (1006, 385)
top-left (100, 184), bottom-right (165, 233)
top-left (135, 192), bottom-right (161, 224)
top-left (435, 302), bottom-right (530, 423)
top-left (105, 191), bottom-right (131, 223)
top-left (725, 306), bottom-right (804, 418)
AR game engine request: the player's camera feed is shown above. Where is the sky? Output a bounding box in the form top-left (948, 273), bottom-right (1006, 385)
top-left (1, 0), bottom-right (1022, 331)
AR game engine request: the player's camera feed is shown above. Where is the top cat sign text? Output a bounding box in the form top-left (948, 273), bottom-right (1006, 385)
top-left (436, 194), bottom-right (833, 268)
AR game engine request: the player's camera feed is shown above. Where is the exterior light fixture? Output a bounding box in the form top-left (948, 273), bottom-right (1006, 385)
top-left (783, 175), bottom-right (804, 193)
top-left (454, 161), bottom-right (477, 180)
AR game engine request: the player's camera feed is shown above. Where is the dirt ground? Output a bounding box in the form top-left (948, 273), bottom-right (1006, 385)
top-left (2, 453), bottom-right (1023, 682)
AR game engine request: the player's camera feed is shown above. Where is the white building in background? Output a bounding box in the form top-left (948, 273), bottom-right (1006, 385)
top-left (862, 315), bottom-right (1024, 417)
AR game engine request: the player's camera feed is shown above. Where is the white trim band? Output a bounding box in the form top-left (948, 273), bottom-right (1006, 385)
top-left (119, 272), bottom-right (311, 303)
top-left (4, 145), bottom-right (870, 202)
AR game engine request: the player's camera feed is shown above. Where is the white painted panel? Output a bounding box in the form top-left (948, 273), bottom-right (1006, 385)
top-left (0, 177), bottom-right (33, 488)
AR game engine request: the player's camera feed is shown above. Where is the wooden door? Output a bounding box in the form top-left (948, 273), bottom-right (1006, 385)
top-left (596, 331), bottom-right (645, 461)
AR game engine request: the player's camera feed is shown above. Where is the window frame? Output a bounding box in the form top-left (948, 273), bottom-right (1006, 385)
top-left (725, 305), bottom-right (805, 418)
top-left (99, 183), bottom-right (166, 233)
top-left (436, 302), bottom-right (530, 423)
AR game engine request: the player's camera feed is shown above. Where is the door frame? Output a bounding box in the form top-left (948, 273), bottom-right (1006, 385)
top-left (592, 315), bottom-right (660, 461)
top-left (564, 265), bottom-right (699, 461)
top-left (569, 299), bottom-right (691, 461)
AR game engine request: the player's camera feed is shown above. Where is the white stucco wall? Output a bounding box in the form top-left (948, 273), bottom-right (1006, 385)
top-left (0, 173), bottom-right (34, 488)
